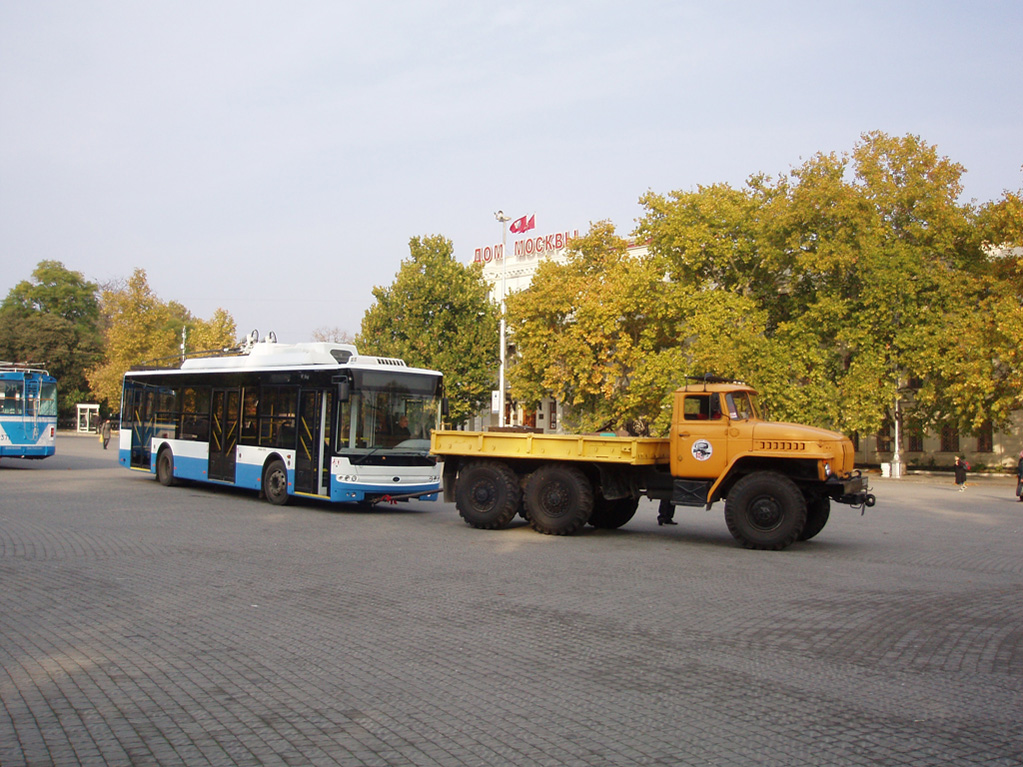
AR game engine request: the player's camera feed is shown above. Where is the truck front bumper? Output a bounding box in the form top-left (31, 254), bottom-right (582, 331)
top-left (827, 472), bottom-right (876, 508)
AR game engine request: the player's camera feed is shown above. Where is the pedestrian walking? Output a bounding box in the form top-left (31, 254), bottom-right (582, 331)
top-left (101, 419), bottom-right (111, 450)
top-left (954, 456), bottom-right (970, 492)
top-left (1015, 450), bottom-right (1023, 502)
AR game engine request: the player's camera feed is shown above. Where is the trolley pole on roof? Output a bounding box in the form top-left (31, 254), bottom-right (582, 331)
top-left (495, 210), bottom-right (510, 428)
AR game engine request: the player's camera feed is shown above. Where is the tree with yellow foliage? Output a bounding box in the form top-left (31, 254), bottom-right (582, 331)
top-left (87, 269), bottom-right (236, 411)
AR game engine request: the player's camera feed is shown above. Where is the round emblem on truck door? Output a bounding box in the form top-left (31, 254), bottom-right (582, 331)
top-left (691, 439), bottom-right (713, 461)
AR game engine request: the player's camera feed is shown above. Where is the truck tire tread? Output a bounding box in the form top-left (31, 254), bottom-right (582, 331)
top-left (456, 460), bottom-right (521, 529)
top-left (724, 471), bottom-right (806, 550)
top-left (524, 464), bottom-right (594, 535)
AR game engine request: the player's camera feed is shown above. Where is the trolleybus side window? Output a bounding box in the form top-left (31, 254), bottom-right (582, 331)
top-left (180, 386), bottom-right (211, 441)
top-left (39, 382), bottom-right (58, 416)
top-left (241, 387), bottom-right (259, 445)
top-left (2, 381), bottom-right (22, 415)
top-left (154, 387), bottom-right (177, 440)
top-left (259, 385), bottom-right (297, 448)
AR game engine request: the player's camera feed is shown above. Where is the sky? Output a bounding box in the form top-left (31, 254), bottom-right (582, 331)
top-left (2, 1), bottom-right (1021, 344)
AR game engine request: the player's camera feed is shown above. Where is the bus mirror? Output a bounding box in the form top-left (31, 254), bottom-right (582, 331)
top-left (337, 379), bottom-right (350, 402)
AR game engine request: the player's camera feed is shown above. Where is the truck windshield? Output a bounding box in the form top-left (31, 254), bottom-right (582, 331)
top-left (726, 391), bottom-right (758, 420)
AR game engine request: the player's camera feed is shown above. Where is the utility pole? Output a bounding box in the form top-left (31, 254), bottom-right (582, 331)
top-left (495, 210), bottom-right (510, 427)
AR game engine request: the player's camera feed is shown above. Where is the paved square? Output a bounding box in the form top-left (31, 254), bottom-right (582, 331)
top-left (2, 435), bottom-right (1021, 766)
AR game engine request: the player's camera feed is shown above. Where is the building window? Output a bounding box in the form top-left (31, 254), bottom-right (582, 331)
top-left (876, 424), bottom-right (892, 452)
top-left (976, 421), bottom-right (993, 453)
top-left (908, 428), bottom-right (924, 452)
top-left (940, 425), bottom-right (959, 453)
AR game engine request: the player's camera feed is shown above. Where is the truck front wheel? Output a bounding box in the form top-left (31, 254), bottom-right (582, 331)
top-left (724, 472), bottom-right (807, 550)
top-left (456, 461), bottom-right (521, 529)
top-left (524, 465), bottom-right (594, 535)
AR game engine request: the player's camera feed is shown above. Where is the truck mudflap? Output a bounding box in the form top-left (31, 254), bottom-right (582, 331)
top-left (827, 472), bottom-right (876, 511)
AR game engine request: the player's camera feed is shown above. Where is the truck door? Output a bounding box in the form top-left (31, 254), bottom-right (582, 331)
top-left (672, 392), bottom-right (729, 479)
top-left (209, 388), bottom-right (240, 482)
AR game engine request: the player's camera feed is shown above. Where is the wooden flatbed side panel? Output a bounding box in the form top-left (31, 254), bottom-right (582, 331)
top-left (431, 431), bottom-right (670, 466)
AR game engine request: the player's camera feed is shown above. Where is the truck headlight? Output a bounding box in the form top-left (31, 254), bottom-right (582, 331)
top-left (823, 462), bottom-right (832, 477)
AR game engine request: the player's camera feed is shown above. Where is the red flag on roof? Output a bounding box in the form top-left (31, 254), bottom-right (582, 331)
top-left (509, 214), bottom-right (535, 234)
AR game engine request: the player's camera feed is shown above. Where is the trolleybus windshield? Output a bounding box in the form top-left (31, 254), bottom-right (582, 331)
top-left (339, 369), bottom-right (442, 454)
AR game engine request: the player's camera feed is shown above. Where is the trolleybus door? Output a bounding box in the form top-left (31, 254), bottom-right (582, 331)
top-left (209, 388), bottom-right (240, 482)
top-left (295, 389), bottom-right (333, 496)
top-left (128, 385), bottom-right (155, 469)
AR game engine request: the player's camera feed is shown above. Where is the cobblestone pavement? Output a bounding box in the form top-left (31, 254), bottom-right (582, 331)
top-left (2, 435), bottom-right (1021, 767)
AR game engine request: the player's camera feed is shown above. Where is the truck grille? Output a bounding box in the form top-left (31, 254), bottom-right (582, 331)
top-left (756, 441), bottom-right (806, 452)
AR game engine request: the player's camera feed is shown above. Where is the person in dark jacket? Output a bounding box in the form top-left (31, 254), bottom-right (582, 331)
top-left (1015, 450), bottom-right (1023, 502)
top-left (954, 456), bottom-right (969, 492)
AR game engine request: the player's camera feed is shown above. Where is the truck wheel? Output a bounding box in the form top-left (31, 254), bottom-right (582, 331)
top-left (724, 472), bottom-right (806, 550)
top-left (264, 459), bottom-right (291, 506)
top-left (156, 447), bottom-right (177, 487)
top-left (588, 495), bottom-right (639, 529)
top-left (799, 495), bottom-right (830, 541)
top-left (524, 465), bottom-right (594, 535)
top-left (456, 461), bottom-right (521, 529)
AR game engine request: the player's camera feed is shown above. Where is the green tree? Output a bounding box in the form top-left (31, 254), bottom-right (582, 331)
top-left (776, 132), bottom-right (1006, 436)
top-left (634, 131), bottom-right (1017, 440)
top-left (359, 235), bottom-right (499, 424)
top-left (0, 261), bottom-right (103, 420)
top-left (637, 177), bottom-right (792, 325)
top-left (2, 259), bottom-right (101, 326)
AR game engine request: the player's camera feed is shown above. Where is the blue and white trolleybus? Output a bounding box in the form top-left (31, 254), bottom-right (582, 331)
top-left (119, 336), bottom-right (444, 505)
top-left (0, 364), bottom-right (58, 460)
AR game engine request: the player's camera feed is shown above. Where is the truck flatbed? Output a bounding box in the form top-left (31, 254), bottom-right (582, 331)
top-left (431, 430), bottom-right (670, 465)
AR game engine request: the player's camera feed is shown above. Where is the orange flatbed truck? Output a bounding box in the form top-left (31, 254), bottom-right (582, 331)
top-left (430, 380), bottom-right (874, 550)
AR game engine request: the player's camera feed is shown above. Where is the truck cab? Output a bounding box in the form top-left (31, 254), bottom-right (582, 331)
top-left (670, 385), bottom-right (755, 481)
top-left (667, 381), bottom-right (871, 547)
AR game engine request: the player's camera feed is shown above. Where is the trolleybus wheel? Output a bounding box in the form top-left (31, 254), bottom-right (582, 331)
top-left (264, 459), bottom-right (290, 506)
top-left (156, 448), bottom-right (177, 487)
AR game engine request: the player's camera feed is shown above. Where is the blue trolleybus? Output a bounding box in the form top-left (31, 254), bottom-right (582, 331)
top-left (0, 364), bottom-right (58, 460)
top-left (119, 337), bottom-right (444, 505)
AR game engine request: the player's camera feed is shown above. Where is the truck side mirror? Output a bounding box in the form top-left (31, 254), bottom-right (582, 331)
top-left (441, 397), bottom-right (449, 417)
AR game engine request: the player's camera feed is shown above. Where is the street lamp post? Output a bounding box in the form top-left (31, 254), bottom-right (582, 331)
top-left (495, 210), bottom-right (510, 428)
